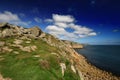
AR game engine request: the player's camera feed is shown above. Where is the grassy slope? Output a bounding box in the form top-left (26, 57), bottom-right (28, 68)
top-left (0, 37), bottom-right (80, 80)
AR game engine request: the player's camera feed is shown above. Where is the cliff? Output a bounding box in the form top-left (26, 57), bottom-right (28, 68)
top-left (0, 23), bottom-right (120, 80)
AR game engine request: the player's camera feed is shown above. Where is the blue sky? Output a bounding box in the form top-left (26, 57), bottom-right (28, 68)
top-left (0, 0), bottom-right (120, 45)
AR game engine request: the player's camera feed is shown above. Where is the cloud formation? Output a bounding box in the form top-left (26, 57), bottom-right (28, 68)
top-left (45, 14), bottom-right (97, 41)
top-left (53, 14), bottom-right (74, 23)
top-left (34, 17), bottom-right (42, 23)
top-left (113, 29), bottom-right (119, 32)
top-left (0, 11), bottom-right (29, 26)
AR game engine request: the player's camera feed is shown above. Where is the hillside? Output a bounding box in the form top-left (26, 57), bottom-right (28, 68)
top-left (0, 23), bottom-right (120, 80)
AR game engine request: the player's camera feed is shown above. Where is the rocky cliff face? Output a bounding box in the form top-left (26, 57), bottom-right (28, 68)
top-left (0, 23), bottom-right (120, 80)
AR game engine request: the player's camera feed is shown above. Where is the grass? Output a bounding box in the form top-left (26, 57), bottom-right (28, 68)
top-left (0, 37), bottom-right (80, 80)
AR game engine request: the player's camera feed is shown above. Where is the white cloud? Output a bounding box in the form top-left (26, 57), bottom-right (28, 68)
top-left (0, 11), bottom-right (30, 26)
top-left (44, 19), bottom-right (53, 23)
top-left (46, 25), bottom-right (66, 33)
top-left (45, 14), bottom-right (97, 41)
top-left (0, 11), bottom-right (20, 22)
top-left (54, 22), bottom-right (68, 28)
top-left (34, 17), bottom-right (42, 23)
top-left (88, 32), bottom-right (97, 36)
top-left (53, 14), bottom-right (74, 23)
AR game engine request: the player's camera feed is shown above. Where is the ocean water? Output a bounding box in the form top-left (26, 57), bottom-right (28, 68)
top-left (75, 45), bottom-right (120, 76)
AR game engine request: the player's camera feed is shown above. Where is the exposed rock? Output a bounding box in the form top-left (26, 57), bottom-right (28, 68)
top-left (30, 45), bottom-right (37, 51)
top-left (2, 29), bottom-right (14, 37)
top-left (60, 63), bottom-right (66, 76)
top-left (13, 39), bottom-right (23, 45)
top-left (0, 41), bottom-right (5, 47)
top-left (2, 46), bottom-right (13, 52)
top-left (23, 26), bottom-right (42, 38)
top-left (20, 45), bottom-right (37, 52)
top-left (0, 23), bottom-right (43, 38)
top-left (25, 41), bottom-right (31, 44)
top-left (71, 65), bottom-right (76, 73)
top-left (0, 74), bottom-right (11, 80)
top-left (13, 51), bottom-right (19, 54)
top-left (0, 22), bottom-right (8, 28)
top-left (39, 32), bottom-right (46, 38)
top-left (51, 53), bottom-right (59, 57)
top-left (33, 55), bottom-right (40, 58)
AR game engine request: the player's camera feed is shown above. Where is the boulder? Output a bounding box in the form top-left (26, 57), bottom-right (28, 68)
top-left (27, 26), bottom-right (42, 37)
top-left (2, 46), bottom-right (13, 52)
top-left (60, 63), bottom-right (66, 76)
top-left (13, 39), bottom-right (23, 45)
top-left (0, 22), bottom-right (8, 28)
top-left (39, 32), bottom-right (46, 38)
top-left (0, 41), bottom-right (5, 47)
top-left (2, 29), bottom-right (14, 37)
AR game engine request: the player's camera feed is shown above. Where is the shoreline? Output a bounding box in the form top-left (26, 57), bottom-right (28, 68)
top-left (70, 48), bottom-right (120, 80)
top-left (75, 48), bottom-right (120, 77)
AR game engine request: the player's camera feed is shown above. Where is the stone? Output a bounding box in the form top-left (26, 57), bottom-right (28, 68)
top-left (13, 51), bottom-right (19, 54)
top-left (33, 55), bottom-right (40, 58)
top-left (30, 45), bottom-right (37, 51)
top-left (20, 45), bottom-right (37, 52)
top-left (2, 46), bottom-right (13, 52)
top-left (2, 29), bottom-right (13, 37)
top-left (13, 39), bottom-right (23, 45)
top-left (0, 41), bottom-right (5, 47)
top-left (0, 74), bottom-right (11, 80)
top-left (60, 63), bottom-right (66, 76)
top-left (25, 41), bottom-right (31, 44)
top-left (20, 46), bottom-right (31, 52)
top-left (0, 22), bottom-right (8, 28)
top-left (29, 26), bottom-right (42, 37)
top-left (39, 32), bottom-right (46, 38)
top-left (71, 65), bottom-right (76, 73)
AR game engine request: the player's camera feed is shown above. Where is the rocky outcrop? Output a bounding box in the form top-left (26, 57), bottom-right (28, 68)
top-left (0, 23), bottom-right (43, 38)
top-left (62, 40), bottom-right (83, 48)
top-left (0, 22), bottom-right (8, 28)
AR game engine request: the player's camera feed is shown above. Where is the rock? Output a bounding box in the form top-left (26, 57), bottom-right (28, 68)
top-left (30, 45), bottom-right (37, 51)
top-left (20, 45), bottom-right (37, 52)
top-left (13, 39), bottom-right (23, 45)
top-left (0, 22), bottom-right (8, 28)
top-left (0, 74), bottom-right (11, 80)
top-left (60, 63), bottom-right (66, 76)
top-left (2, 46), bottom-right (13, 52)
top-left (23, 26), bottom-right (42, 38)
top-left (33, 55), bottom-right (40, 58)
top-left (51, 53), bottom-right (59, 57)
top-left (20, 46), bottom-right (31, 52)
top-left (2, 29), bottom-right (13, 37)
top-left (29, 26), bottom-right (42, 37)
top-left (0, 41), bottom-right (5, 47)
top-left (13, 51), bottom-right (19, 54)
top-left (39, 32), bottom-right (46, 38)
top-left (25, 41), bottom-right (31, 44)
top-left (71, 65), bottom-right (76, 73)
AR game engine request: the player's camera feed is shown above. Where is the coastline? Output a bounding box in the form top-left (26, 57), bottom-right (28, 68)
top-left (72, 48), bottom-right (120, 80)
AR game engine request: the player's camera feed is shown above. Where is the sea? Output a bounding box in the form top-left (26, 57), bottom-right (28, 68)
top-left (75, 45), bottom-right (120, 76)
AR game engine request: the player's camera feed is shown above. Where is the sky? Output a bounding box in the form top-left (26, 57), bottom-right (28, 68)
top-left (0, 0), bottom-right (120, 45)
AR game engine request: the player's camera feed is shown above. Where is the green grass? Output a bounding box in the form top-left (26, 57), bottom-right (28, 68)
top-left (0, 37), bottom-right (80, 80)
